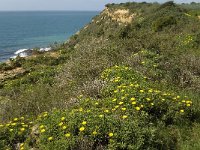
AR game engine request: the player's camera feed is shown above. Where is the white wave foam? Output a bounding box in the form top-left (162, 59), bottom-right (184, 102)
top-left (14, 49), bottom-right (28, 55)
top-left (10, 56), bottom-right (17, 59)
top-left (39, 47), bottom-right (52, 52)
top-left (19, 52), bottom-right (28, 57)
top-left (11, 47), bottom-right (52, 60)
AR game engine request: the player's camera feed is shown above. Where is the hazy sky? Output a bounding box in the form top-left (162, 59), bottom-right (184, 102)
top-left (0, 0), bottom-right (199, 11)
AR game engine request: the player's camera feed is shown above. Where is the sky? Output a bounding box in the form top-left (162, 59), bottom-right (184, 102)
top-left (0, 0), bottom-right (199, 11)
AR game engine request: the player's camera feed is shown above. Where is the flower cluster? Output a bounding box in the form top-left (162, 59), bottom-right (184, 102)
top-left (0, 65), bottom-right (193, 150)
top-left (100, 65), bottom-right (193, 121)
top-left (0, 117), bottom-right (32, 135)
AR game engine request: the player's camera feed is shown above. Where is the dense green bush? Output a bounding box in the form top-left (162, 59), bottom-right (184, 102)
top-left (0, 66), bottom-right (194, 149)
top-left (1, 1), bottom-right (200, 149)
top-left (152, 16), bottom-right (177, 31)
top-left (0, 63), bottom-right (13, 71)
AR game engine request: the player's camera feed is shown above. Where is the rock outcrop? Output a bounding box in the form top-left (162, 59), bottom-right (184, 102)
top-left (103, 8), bottom-right (136, 24)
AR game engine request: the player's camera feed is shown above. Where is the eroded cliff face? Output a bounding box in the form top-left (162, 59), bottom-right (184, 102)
top-left (102, 7), bottom-right (136, 24)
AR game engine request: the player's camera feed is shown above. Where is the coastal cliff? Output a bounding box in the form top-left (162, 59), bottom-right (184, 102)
top-left (1, 2), bottom-right (200, 150)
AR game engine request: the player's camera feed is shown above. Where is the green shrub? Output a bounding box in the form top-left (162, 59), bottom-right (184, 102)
top-left (0, 117), bottom-right (32, 149)
top-left (0, 63), bottom-right (13, 71)
top-left (0, 66), bottom-right (194, 149)
top-left (152, 16), bottom-right (177, 31)
top-left (0, 2), bottom-right (200, 149)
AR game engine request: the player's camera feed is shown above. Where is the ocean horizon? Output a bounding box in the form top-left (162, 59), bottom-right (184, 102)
top-left (0, 11), bottom-right (99, 62)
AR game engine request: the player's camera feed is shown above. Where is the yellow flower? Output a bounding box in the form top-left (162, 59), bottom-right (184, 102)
top-left (122, 115), bottom-right (128, 119)
top-left (43, 113), bottom-right (48, 117)
top-left (9, 129), bottom-right (13, 132)
top-left (114, 79), bottom-right (119, 82)
top-left (48, 137), bottom-right (53, 141)
top-left (104, 110), bottom-right (109, 113)
top-left (65, 133), bottom-right (71, 137)
top-left (79, 127), bottom-right (85, 132)
top-left (112, 108), bottom-right (116, 111)
top-left (58, 122), bottom-right (63, 126)
top-left (135, 107), bottom-right (140, 111)
top-left (99, 115), bottom-right (103, 118)
top-left (151, 103), bottom-right (154, 106)
top-left (119, 102), bottom-right (124, 105)
top-left (130, 97), bottom-right (135, 101)
top-left (115, 105), bottom-right (119, 109)
top-left (140, 90), bottom-right (144, 93)
top-left (11, 123), bottom-right (16, 126)
top-left (117, 85), bottom-right (122, 89)
top-left (114, 90), bottom-right (118, 93)
top-left (173, 97), bottom-right (177, 100)
top-left (121, 89), bottom-right (125, 92)
top-left (61, 117), bottom-right (65, 121)
top-left (82, 121), bottom-right (87, 125)
top-left (40, 129), bottom-right (46, 133)
top-left (112, 99), bottom-right (117, 102)
top-left (186, 104), bottom-right (191, 107)
top-left (20, 117), bottom-right (24, 120)
top-left (146, 98), bottom-right (151, 101)
top-left (92, 131), bottom-right (97, 135)
top-left (121, 97), bottom-right (125, 100)
top-left (108, 132), bottom-right (114, 137)
top-left (79, 95), bottom-right (83, 98)
top-left (79, 108), bottom-right (83, 112)
top-left (132, 101), bottom-right (137, 105)
top-left (155, 90), bottom-right (160, 93)
top-left (40, 125), bottom-right (45, 129)
top-left (148, 89), bottom-right (153, 93)
top-left (186, 101), bottom-right (192, 104)
top-left (20, 143), bottom-right (24, 147)
top-left (95, 102), bottom-right (99, 105)
top-left (14, 118), bottom-right (18, 121)
top-left (135, 84), bottom-right (139, 87)
top-left (62, 126), bottom-right (67, 130)
top-left (20, 128), bottom-right (25, 132)
top-left (121, 108), bottom-right (126, 111)
top-left (22, 124), bottom-right (28, 128)
top-left (180, 109), bottom-right (184, 113)
top-left (0, 124), bottom-right (4, 127)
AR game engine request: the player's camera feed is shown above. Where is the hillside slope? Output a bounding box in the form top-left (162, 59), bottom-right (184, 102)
top-left (1, 1), bottom-right (200, 150)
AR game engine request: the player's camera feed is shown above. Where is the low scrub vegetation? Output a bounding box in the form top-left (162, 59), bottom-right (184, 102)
top-left (1, 1), bottom-right (200, 149)
top-left (0, 66), bottom-right (197, 150)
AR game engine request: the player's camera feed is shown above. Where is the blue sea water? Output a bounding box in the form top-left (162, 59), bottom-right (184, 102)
top-left (0, 11), bottom-right (99, 62)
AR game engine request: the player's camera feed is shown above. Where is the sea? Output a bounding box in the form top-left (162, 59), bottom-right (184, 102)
top-left (0, 11), bottom-right (99, 62)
